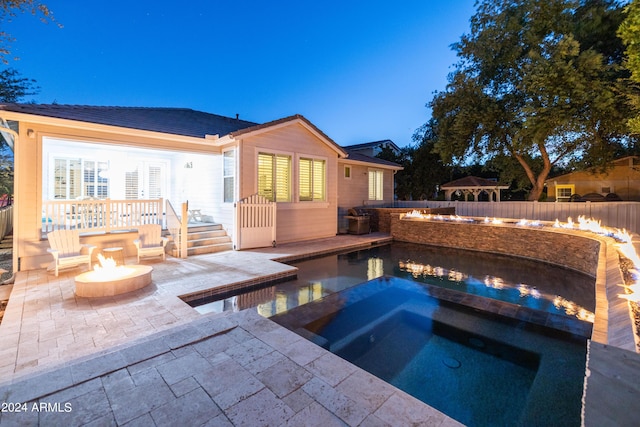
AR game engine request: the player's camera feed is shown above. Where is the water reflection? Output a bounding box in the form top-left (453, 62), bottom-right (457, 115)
top-left (195, 242), bottom-right (595, 322)
top-left (397, 256), bottom-right (594, 322)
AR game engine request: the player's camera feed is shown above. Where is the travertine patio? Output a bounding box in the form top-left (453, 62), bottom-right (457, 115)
top-left (0, 232), bottom-right (638, 425)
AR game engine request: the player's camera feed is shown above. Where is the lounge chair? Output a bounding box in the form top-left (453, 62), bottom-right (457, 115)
top-left (134, 224), bottom-right (168, 263)
top-left (47, 229), bottom-right (96, 276)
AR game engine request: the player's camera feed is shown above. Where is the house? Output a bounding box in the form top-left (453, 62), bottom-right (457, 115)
top-left (0, 104), bottom-right (401, 272)
top-left (441, 176), bottom-right (509, 202)
top-left (342, 139), bottom-right (401, 158)
top-left (337, 150), bottom-right (403, 233)
top-left (545, 156), bottom-right (640, 202)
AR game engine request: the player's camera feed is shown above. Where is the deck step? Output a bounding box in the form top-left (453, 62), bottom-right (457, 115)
top-left (188, 235), bottom-right (231, 248)
top-left (187, 242), bottom-right (233, 256)
top-left (168, 224), bottom-right (233, 257)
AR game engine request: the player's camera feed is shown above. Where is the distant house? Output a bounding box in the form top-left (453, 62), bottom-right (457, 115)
top-left (0, 104), bottom-right (401, 271)
top-left (545, 156), bottom-right (640, 202)
top-left (441, 176), bottom-right (509, 202)
top-left (342, 139), bottom-right (401, 158)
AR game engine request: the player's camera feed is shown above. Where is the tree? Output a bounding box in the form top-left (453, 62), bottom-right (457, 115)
top-left (0, 0), bottom-right (56, 63)
top-left (619, 0), bottom-right (640, 133)
top-left (409, 119), bottom-right (453, 199)
top-left (0, 67), bottom-right (38, 101)
top-left (429, 0), bottom-right (633, 200)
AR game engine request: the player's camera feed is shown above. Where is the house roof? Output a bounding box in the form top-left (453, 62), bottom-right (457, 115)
top-left (341, 150), bottom-right (403, 169)
top-left (441, 176), bottom-right (508, 188)
top-left (0, 103), bottom-right (401, 167)
top-left (343, 139), bottom-right (400, 153)
top-left (0, 104), bottom-right (258, 138)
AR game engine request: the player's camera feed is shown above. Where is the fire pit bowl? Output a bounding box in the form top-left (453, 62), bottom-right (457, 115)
top-left (75, 264), bottom-right (152, 298)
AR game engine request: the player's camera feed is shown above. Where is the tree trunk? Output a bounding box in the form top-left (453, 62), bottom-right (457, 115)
top-left (514, 146), bottom-right (553, 201)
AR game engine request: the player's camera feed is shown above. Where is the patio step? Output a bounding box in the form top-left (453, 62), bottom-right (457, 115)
top-left (169, 224), bottom-right (232, 257)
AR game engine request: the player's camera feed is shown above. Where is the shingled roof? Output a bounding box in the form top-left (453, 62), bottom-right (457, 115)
top-left (343, 150), bottom-right (403, 169)
top-left (0, 104), bottom-right (259, 138)
top-left (441, 176), bottom-right (507, 188)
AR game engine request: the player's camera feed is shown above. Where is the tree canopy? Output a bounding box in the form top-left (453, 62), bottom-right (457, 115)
top-left (428, 0), bottom-right (633, 200)
top-left (0, 67), bottom-right (37, 101)
top-left (618, 0), bottom-right (640, 133)
top-left (0, 0), bottom-right (56, 63)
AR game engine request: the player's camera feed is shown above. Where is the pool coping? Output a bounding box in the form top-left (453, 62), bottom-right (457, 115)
top-left (0, 230), bottom-right (637, 425)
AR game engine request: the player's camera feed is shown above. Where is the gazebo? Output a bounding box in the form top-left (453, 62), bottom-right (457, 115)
top-left (441, 176), bottom-right (509, 202)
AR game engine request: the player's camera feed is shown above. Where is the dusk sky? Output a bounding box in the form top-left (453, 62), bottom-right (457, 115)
top-left (7, 1), bottom-right (476, 147)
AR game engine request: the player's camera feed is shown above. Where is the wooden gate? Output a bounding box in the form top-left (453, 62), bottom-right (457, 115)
top-left (235, 193), bottom-right (276, 250)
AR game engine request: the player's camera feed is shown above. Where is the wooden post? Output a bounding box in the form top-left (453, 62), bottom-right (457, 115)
top-left (180, 201), bottom-right (189, 258)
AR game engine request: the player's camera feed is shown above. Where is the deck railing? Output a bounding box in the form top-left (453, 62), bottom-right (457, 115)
top-left (42, 198), bottom-right (164, 234)
top-left (166, 199), bottom-right (188, 258)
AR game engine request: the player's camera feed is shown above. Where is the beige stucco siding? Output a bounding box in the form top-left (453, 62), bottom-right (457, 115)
top-left (336, 160), bottom-right (396, 233)
top-left (238, 123), bottom-right (339, 243)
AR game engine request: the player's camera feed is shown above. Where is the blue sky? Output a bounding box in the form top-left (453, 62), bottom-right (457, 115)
top-left (7, 1), bottom-right (476, 147)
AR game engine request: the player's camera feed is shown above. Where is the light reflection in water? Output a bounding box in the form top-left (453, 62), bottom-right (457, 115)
top-left (398, 259), bottom-right (595, 322)
top-left (196, 243), bottom-right (595, 322)
top-left (367, 258), bottom-right (384, 280)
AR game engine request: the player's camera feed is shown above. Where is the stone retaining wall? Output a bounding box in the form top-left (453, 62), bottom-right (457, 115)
top-left (363, 207), bottom-right (456, 233)
top-left (390, 214), bottom-right (600, 276)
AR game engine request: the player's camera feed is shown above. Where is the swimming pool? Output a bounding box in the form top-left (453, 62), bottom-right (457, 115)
top-left (270, 276), bottom-right (588, 426)
top-left (193, 242), bottom-right (595, 324)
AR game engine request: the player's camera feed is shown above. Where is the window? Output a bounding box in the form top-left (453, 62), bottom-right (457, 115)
top-left (299, 157), bottom-right (326, 201)
top-left (54, 158), bottom-right (109, 199)
top-left (368, 169), bottom-right (383, 200)
top-left (556, 185), bottom-right (574, 202)
top-left (344, 165), bottom-right (351, 179)
top-left (125, 169), bottom-right (139, 200)
top-left (223, 150), bottom-right (235, 203)
top-left (258, 152), bottom-right (291, 202)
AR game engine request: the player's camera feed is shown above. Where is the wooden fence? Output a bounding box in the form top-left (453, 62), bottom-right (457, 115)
top-left (0, 205), bottom-right (12, 240)
top-left (392, 200), bottom-right (640, 234)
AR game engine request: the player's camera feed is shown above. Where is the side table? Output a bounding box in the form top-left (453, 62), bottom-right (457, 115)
top-left (102, 247), bottom-right (125, 266)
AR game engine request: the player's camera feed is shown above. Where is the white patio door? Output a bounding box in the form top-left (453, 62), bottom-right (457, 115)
top-left (126, 162), bottom-right (166, 199)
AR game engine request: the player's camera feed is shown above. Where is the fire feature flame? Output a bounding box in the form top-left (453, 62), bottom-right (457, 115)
top-left (88, 254), bottom-right (135, 281)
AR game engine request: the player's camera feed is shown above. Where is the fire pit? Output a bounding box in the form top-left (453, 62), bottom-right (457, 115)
top-left (75, 254), bottom-right (152, 298)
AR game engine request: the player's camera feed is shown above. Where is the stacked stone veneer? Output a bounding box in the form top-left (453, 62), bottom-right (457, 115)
top-left (390, 214), bottom-right (600, 276)
top-left (363, 207), bottom-right (456, 233)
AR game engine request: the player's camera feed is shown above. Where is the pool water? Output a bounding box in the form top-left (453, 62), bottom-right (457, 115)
top-left (271, 276), bottom-right (587, 427)
top-left (193, 242), bottom-right (595, 322)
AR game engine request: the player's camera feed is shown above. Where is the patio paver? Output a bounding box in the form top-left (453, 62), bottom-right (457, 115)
top-left (0, 232), bottom-right (638, 425)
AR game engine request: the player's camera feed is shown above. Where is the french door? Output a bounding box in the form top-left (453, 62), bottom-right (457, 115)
top-left (126, 162), bottom-right (166, 199)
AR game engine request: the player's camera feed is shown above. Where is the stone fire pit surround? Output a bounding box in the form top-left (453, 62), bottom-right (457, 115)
top-left (75, 264), bottom-right (153, 298)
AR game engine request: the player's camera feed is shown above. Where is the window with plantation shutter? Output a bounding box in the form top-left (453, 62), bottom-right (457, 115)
top-left (299, 157), bottom-right (326, 201)
top-left (258, 152), bottom-right (291, 202)
top-left (53, 158), bottom-right (106, 200)
top-left (299, 158), bottom-right (312, 201)
top-left (125, 170), bottom-right (139, 199)
top-left (275, 155), bottom-right (290, 202)
top-left (368, 169), bottom-right (383, 200)
top-left (147, 166), bottom-right (162, 199)
top-left (223, 150), bottom-right (235, 203)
